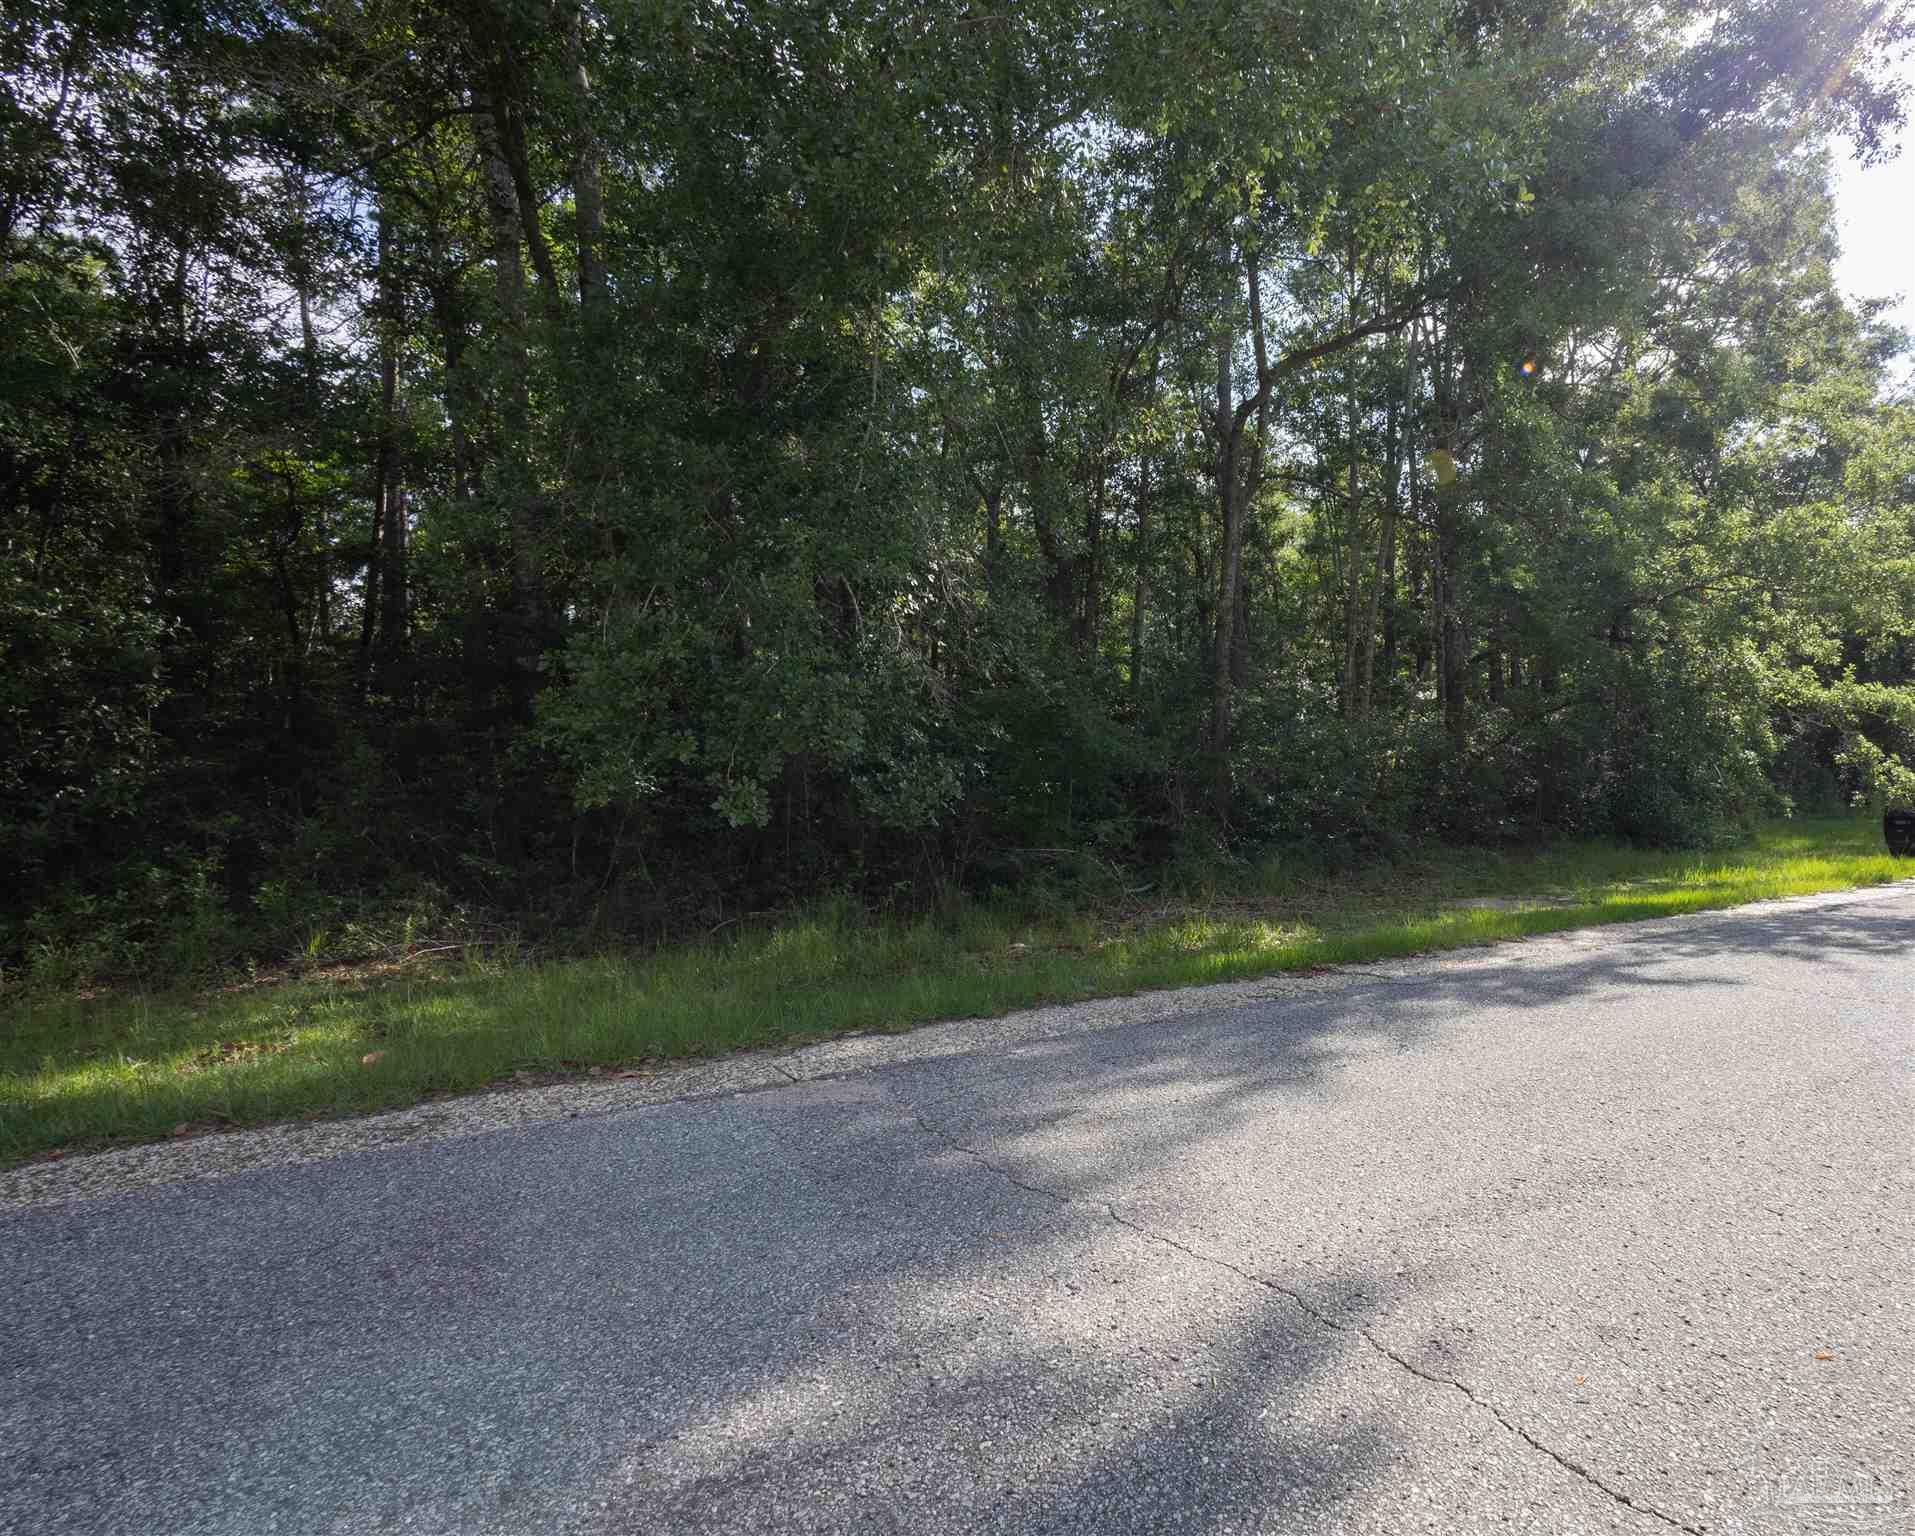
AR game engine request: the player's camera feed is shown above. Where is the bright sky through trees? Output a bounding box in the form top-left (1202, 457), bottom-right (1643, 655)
top-left (3, 0), bottom-right (1913, 990)
top-left (1834, 52), bottom-right (1915, 346)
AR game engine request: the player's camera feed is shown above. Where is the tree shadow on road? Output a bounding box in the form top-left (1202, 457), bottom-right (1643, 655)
top-left (2, 890), bottom-right (1905, 1533)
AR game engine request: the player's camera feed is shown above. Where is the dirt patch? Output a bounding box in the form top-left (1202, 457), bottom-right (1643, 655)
top-left (175, 1038), bottom-right (294, 1074)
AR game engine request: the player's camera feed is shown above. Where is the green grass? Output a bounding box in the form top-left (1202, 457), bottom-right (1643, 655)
top-left (2, 815), bottom-right (1907, 1164)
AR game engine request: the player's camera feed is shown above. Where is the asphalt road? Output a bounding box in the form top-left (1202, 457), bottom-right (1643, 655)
top-left (4, 887), bottom-right (1911, 1536)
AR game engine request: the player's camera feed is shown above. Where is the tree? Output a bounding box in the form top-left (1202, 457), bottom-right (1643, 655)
top-left (3, 0), bottom-right (1910, 981)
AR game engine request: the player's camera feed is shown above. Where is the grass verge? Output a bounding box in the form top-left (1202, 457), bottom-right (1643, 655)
top-left (2, 815), bottom-right (1907, 1164)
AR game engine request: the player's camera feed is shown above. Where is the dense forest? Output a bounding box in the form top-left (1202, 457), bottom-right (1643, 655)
top-left (4, 0), bottom-right (1914, 984)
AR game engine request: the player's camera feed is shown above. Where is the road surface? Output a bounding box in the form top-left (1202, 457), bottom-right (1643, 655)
top-left (3, 885), bottom-right (1911, 1535)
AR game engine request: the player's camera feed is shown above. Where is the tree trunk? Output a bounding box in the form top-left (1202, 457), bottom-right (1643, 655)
top-left (1360, 333), bottom-right (1415, 717)
top-left (465, 0), bottom-right (562, 325)
top-left (359, 330), bottom-right (397, 688)
top-left (1189, 521), bottom-right (1213, 672)
top-left (427, 252), bottom-right (494, 710)
top-left (1357, 394), bottom-right (1397, 718)
top-left (429, 274), bottom-right (478, 509)
top-left (1209, 328), bottom-right (1242, 817)
top-left (1078, 449), bottom-right (1104, 654)
top-left (371, 209), bottom-right (407, 683)
top-left (1428, 319), bottom-right (1468, 738)
top-left (378, 444), bottom-right (407, 668)
top-left (1130, 358), bottom-right (1158, 702)
top-left (1230, 553), bottom-right (1249, 688)
top-left (357, 492), bottom-right (380, 670)
top-left (560, 0), bottom-right (609, 325)
top-left (1129, 490), bottom-right (1149, 697)
top-left (1210, 246), bottom-right (1274, 821)
top-left (154, 246), bottom-right (195, 634)
top-left (1438, 507), bottom-right (1466, 737)
top-left (1340, 351), bottom-right (1364, 715)
top-left (1031, 443), bottom-right (1074, 626)
top-left (1377, 496), bottom-right (1400, 693)
top-left (475, 95), bottom-right (546, 694)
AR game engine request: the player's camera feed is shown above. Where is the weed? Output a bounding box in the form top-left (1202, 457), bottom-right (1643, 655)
top-left (0, 816), bottom-right (1905, 1163)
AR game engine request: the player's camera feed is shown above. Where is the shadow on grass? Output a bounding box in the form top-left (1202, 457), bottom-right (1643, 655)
top-left (3, 818), bottom-right (1908, 1160)
top-left (4, 888), bottom-right (1910, 1531)
top-left (10, 888), bottom-right (1908, 1530)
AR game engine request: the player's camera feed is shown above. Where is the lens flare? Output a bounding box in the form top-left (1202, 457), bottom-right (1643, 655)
top-left (1519, 355), bottom-right (1538, 377)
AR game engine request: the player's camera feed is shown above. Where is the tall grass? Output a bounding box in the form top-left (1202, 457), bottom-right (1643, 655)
top-left (2, 816), bottom-right (1906, 1162)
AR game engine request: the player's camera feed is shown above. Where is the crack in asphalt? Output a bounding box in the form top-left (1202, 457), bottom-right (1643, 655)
top-left (908, 1107), bottom-right (1704, 1536)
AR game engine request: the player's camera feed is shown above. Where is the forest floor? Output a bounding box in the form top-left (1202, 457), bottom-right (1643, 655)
top-left (2, 815), bottom-right (1907, 1165)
